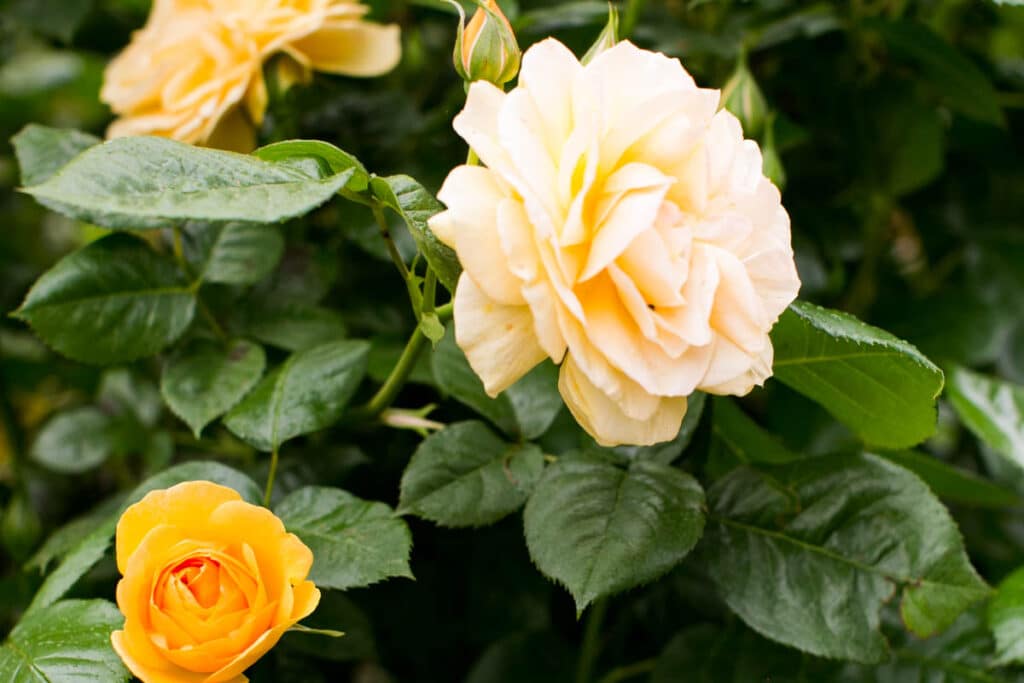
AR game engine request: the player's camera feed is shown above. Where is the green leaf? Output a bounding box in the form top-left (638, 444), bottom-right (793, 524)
top-left (876, 450), bottom-right (1020, 509)
top-left (990, 567), bottom-right (1024, 666)
top-left (631, 391), bottom-right (706, 465)
top-left (237, 301), bottom-right (347, 352)
top-left (947, 366), bottom-right (1024, 472)
top-left (14, 234), bottom-right (196, 364)
top-left (30, 406), bottom-right (139, 474)
top-left (224, 340), bottom-right (369, 451)
top-left (161, 339), bottom-right (266, 437)
top-left (184, 222), bottom-right (285, 285)
top-left (399, 421), bottom-right (545, 527)
top-left (275, 486), bottom-right (413, 590)
top-left (25, 462), bottom-right (260, 616)
top-left (26, 497), bottom-right (122, 573)
top-left (703, 453), bottom-right (989, 663)
top-left (284, 592), bottom-right (376, 662)
top-left (869, 19), bottom-right (1005, 127)
top-left (0, 599), bottom-right (128, 683)
top-left (770, 302), bottom-right (944, 448)
top-left (370, 175), bottom-right (462, 291)
top-left (877, 97), bottom-right (946, 197)
top-left (523, 453), bottom-right (705, 612)
top-left (465, 631), bottom-right (574, 683)
top-left (432, 325), bottom-right (562, 439)
top-left (706, 397), bottom-right (801, 478)
top-left (22, 136), bottom-right (355, 229)
top-left (253, 139), bottom-right (369, 192)
top-left (11, 124), bottom-right (100, 186)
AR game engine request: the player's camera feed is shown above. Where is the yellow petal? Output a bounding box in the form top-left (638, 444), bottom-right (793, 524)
top-left (111, 631), bottom-right (213, 683)
top-left (454, 273), bottom-right (546, 396)
top-left (558, 354), bottom-right (687, 447)
top-left (116, 482), bottom-right (241, 574)
top-left (289, 21), bottom-right (401, 77)
top-left (205, 105), bottom-right (258, 153)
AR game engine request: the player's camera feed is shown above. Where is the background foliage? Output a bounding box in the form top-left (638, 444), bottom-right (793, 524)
top-left (1, 0), bottom-right (1024, 681)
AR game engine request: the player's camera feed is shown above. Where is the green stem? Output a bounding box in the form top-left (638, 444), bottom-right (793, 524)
top-left (436, 301), bottom-right (453, 322)
top-left (595, 659), bottom-right (657, 683)
top-left (355, 327), bottom-right (429, 419)
top-left (263, 445), bottom-right (280, 507)
top-left (576, 598), bottom-right (609, 683)
top-left (372, 204), bottom-right (410, 280)
top-left (198, 300), bottom-right (228, 342)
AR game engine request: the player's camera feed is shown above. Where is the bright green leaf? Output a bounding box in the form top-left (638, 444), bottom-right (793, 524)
top-left (224, 340), bottom-right (369, 451)
top-left (771, 302), bottom-right (944, 448)
top-left (990, 567), bottom-right (1024, 666)
top-left (275, 486), bottom-right (413, 590)
top-left (11, 124), bottom-right (100, 186)
top-left (14, 234), bottom-right (196, 364)
top-left (370, 175), bottom-right (462, 291)
top-left (399, 421), bottom-right (545, 527)
top-left (253, 139), bottom-right (369, 192)
top-left (947, 366), bottom-right (1024, 472)
top-left (704, 453), bottom-right (989, 663)
top-left (22, 136), bottom-right (355, 229)
top-left (0, 599), bottom-right (128, 683)
top-left (161, 339), bottom-right (266, 437)
top-left (524, 453), bottom-right (705, 612)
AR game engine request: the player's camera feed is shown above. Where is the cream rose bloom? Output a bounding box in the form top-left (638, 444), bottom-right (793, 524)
top-left (428, 39), bottom-right (800, 447)
top-left (102, 0), bottom-right (401, 149)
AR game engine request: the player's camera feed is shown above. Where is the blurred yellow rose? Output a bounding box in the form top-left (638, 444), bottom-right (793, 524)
top-left (102, 0), bottom-right (401, 149)
top-left (111, 481), bottom-right (320, 683)
top-left (428, 39), bottom-right (800, 447)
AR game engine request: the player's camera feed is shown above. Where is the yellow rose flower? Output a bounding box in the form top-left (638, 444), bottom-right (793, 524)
top-left (101, 0), bottom-right (401, 149)
top-left (428, 39), bottom-right (801, 447)
top-left (111, 481), bottom-right (320, 683)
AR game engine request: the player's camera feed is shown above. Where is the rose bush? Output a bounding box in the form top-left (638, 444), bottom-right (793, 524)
top-left (1, 1), bottom-right (1023, 682)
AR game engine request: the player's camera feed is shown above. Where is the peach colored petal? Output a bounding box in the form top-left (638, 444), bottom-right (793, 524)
top-left (289, 21), bottom-right (400, 76)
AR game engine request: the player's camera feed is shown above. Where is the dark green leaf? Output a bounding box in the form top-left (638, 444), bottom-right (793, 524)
top-left (869, 19), bottom-right (1005, 127)
top-left (432, 325), bottom-right (561, 439)
top-left (11, 124), bottom-right (100, 186)
top-left (14, 234), bottom-right (196, 364)
top-left (399, 421), bottom-right (545, 527)
top-left (6, 0), bottom-right (94, 42)
top-left (237, 301), bottom-right (347, 352)
top-left (524, 453), bottom-right (705, 612)
top-left (22, 136), bottom-right (355, 229)
top-left (275, 486), bottom-right (413, 590)
top-left (625, 391), bottom-right (706, 465)
top-left (161, 339), bottom-right (266, 437)
top-left (706, 397), bottom-right (801, 478)
top-left (370, 175), bottom-right (462, 291)
top-left (704, 453), bottom-right (989, 663)
top-left (224, 340), bottom-right (369, 451)
top-left (771, 302), bottom-right (944, 448)
top-left (30, 407), bottom-right (138, 474)
top-left (465, 631), bottom-right (574, 683)
top-left (876, 450), bottom-right (1020, 509)
top-left (0, 600), bottom-right (128, 683)
top-left (284, 592), bottom-right (376, 662)
top-left (26, 496), bottom-right (122, 573)
top-left (184, 222), bottom-right (285, 285)
top-left (947, 366), bottom-right (1024, 472)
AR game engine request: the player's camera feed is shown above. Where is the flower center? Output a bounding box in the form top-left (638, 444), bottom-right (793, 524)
top-left (171, 557), bottom-right (222, 609)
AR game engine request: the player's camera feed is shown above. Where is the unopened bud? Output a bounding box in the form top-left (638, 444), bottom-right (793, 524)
top-left (582, 4), bottom-right (619, 65)
top-left (450, 0), bottom-right (521, 86)
top-left (721, 57), bottom-right (767, 138)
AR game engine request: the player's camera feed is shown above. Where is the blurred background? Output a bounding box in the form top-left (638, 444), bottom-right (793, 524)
top-left (1, 1), bottom-right (1023, 680)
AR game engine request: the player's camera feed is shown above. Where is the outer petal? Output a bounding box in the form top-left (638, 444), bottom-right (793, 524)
top-left (436, 165), bottom-right (524, 305)
top-left (116, 482), bottom-right (240, 573)
top-left (558, 354), bottom-right (687, 447)
top-left (111, 631), bottom-right (219, 683)
top-left (700, 338), bottom-right (774, 396)
top-left (454, 273), bottom-right (546, 396)
top-left (289, 21), bottom-right (401, 77)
